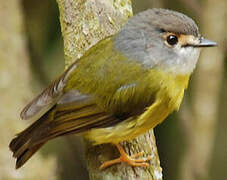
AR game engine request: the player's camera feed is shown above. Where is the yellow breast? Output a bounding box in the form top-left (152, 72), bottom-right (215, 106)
top-left (85, 72), bottom-right (190, 145)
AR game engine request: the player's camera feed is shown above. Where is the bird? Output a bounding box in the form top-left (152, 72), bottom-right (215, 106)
top-left (9, 8), bottom-right (217, 170)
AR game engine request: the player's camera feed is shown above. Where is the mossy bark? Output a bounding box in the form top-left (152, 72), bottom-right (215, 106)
top-left (56, 0), bottom-right (162, 179)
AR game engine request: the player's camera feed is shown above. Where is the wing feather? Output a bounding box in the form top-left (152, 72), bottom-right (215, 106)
top-left (20, 61), bottom-right (78, 121)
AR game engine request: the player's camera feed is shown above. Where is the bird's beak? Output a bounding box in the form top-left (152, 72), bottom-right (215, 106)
top-left (194, 37), bottom-right (217, 47)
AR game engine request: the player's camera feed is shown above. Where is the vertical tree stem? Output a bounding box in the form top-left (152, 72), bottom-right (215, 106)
top-left (56, 0), bottom-right (162, 179)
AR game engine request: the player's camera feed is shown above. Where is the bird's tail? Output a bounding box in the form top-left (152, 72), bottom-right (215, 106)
top-left (9, 103), bottom-right (117, 169)
top-left (9, 112), bottom-right (49, 169)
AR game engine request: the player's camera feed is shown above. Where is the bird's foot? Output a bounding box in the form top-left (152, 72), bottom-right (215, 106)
top-left (99, 144), bottom-right (152, 170)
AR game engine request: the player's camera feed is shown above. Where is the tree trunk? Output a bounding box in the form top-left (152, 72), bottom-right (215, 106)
top-left (56, 0), bottom-right (163, 179)
top-left (0, 1), bottom-right (57, 179)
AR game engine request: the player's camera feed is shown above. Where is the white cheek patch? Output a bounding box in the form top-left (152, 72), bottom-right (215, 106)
top-left (181, 47), bottom-right (200, 73)
top-left (168, 47), bottom-right (200, 74)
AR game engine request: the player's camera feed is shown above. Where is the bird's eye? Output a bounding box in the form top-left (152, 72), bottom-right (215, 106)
top-left (166, 35), bottom-right (178, 46)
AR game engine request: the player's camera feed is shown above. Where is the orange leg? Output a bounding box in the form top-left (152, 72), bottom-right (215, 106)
top-left (99, 143), bottom-right (152, 170)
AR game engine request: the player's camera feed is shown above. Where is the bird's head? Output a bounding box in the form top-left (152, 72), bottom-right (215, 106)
top-left (114, 8), bottom-right (217, 75)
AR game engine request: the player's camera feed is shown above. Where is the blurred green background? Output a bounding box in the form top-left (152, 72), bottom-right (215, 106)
top-left (0, 0), bottom-right (226, 180)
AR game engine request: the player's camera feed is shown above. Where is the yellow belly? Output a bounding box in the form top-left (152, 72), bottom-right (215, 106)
top-left (84, 77), bottom-right (187, 145)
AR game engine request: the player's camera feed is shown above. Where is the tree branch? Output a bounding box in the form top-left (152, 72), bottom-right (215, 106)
top-left (56, 0), bottom-right (162, 179)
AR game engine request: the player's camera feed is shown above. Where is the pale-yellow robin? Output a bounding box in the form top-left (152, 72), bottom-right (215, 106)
top-left (9, 8), bottom-right (217, 169)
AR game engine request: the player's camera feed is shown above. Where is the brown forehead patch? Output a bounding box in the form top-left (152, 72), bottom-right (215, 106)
top-left (178, 34), bottom-right (200, 46)
top-left (162, 32), bottom-right (199, 47)
top-left (178, 34), bottom-right (193, 45)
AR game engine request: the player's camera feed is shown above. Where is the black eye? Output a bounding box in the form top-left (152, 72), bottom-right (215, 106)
top-left (166, 35), bottom-right (178, 46)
